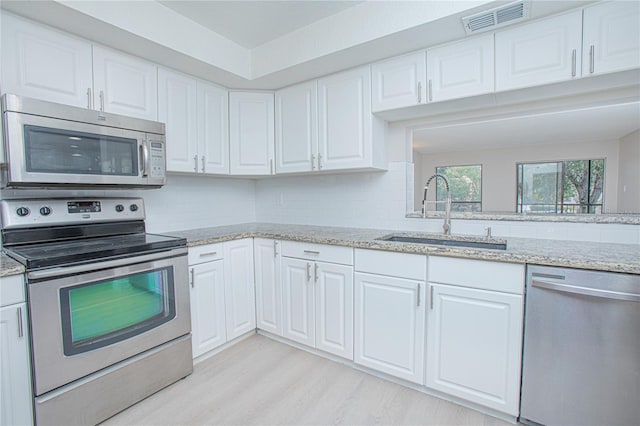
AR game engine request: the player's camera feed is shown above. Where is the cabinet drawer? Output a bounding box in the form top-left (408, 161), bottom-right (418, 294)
top-left (281, 241), bottom-right (353, 265)
top-left (428, 256), bottom-right (524, 294)
top-left (355, 249), bottom-right (426, 281)
top-left (0, 274), bottom-right (25, 307)
top-left (188, 243), bottom-right (224, 265)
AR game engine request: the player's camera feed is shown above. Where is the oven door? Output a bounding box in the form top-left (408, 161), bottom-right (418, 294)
top-left (27, 249), bottom-right (190, 396)
top-left (3, 111), bottom-right (165, 187)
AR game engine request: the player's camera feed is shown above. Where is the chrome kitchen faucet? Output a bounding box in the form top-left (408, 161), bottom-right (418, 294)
top-left (422, 174), bottom-right (452, 236)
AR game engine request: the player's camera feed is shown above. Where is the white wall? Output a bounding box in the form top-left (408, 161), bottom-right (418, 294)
top-left (415, 139), bottom-right (621, 213)
top-left (618, 130), bottom-right (640, 213)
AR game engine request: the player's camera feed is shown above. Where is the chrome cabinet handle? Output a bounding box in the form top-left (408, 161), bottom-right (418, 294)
top-left (417, 81), bottom-right (422, 103)
top-left (306, 262), bottom-right (311, 282)
top-left (428, 80), bottom-right (433, 102)
top-left (87, 88), bottom-right (92, 109)
top-left (140, 142), bottom-right (149, 177)
top-left (303, 250), bottom-right (320, 255)
top-left (417, 283), bottom-right (421, 307)
top-left (199, 251), bottom-right (217, 257)
top-left (311, 154), bottom-right (316, 171)
top-left (314, 263), bottom-right (319, 283)
top-left (532, 279), bottom-right (640, 302)
top-left (99, 90), bottom-right (105, 112)
top-left (571, 49), bottom-right (577, 77)
top-left (318, 153), bottom-right (323, 170)
top-left (201, 156), bottom-right (205, 173)
top-left (430, 285), bottom-right (434, 310)
top-left (190, 268), bottom-right (195, 288)
top-left (17, 307), bottom-right (24, 338)
top-left (274, 241), bottom-right (279, 257)
top-left (589, 45), bottom-right (595, 74)
top-left (194, 155), bottom-right (198, 172)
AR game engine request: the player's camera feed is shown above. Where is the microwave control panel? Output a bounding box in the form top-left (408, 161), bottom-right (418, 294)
top-left (149, 141), bottom-right (165, 178)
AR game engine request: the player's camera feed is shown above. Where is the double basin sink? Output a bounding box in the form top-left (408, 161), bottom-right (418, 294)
top-left (377, 234), bottom-right (507, 250)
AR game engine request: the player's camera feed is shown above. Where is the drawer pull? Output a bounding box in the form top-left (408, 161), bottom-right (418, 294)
top-left (303, 250), bottom-right (320, 255)
top-left (199, 251), bottom-right (217, 257)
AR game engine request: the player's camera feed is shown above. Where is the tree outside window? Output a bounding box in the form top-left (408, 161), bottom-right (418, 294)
top-left (516, 159), bottom-right (604, 214)
top-left (435, 165), bottom-right (482, 212)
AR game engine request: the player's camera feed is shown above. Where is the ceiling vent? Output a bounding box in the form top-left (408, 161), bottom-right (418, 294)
top-left (462, 1), bottom-right (531, 35)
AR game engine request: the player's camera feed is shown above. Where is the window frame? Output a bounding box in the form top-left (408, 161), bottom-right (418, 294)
top-left (435, 163), bottom-right (483, 213)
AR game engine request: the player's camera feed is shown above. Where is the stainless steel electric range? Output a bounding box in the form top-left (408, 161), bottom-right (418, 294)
top-left (1, 197), bottom-right (193, 426)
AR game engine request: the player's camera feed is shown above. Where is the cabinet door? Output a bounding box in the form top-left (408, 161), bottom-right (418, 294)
top-left (354, 273), bottom-right (425, 384)
top-left (189, 261), bottom-right (226, 358)
top-left (254, 238), bottom-right (282, 336)
top-left (158, 68), bottom-right (198, 173)
top-left (495, 11), bottom-right (582, 91)
top-left (315, 262), bottom-right (353, 360)
top-left (583, 1), bottom-right (640, 76)
top-left (1, 13), bottom-right (93, 108)
top-left (223, 239), bottom-right (256, 340)
top-left (0, 303), bottom-right (33, 426)
top-left (281, 257), bottom-right (315, 347)
top-left (275, 81), bottom-right (318, 174)
top-left (197, 81), bottom-right (229, 174)
top-left (426, 283), bottom-right (523, 415)
top-left (229, 92), bottom-right (275, 175)
top-left (372, 51), bottom-right (427, 112)
top-left (318, 66), bottom-right (373, 171)
top-left (427, 34), bottom-right (494, 102)
top-left (92, 46), bottom-right (158, 121)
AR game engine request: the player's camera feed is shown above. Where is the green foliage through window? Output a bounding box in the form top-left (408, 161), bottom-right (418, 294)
top-left (516, 159), bottom-right (604, 214)
top-left (435, 165), bottom-right (482, 212)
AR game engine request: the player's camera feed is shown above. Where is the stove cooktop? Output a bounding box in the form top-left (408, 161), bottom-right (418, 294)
top-left (4, 233), bottom-right (186, 270)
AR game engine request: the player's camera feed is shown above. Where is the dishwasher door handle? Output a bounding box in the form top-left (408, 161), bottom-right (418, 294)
top-left (532, 279), bottom-right (640, 302)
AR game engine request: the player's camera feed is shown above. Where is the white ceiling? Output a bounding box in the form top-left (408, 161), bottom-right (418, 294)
top-left (412, 102), bottom-right (640, 154)
top-left (158, 1), bottom-right (362, 49)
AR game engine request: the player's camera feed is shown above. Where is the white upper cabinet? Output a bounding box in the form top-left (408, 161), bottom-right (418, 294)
top-left (583, 1), bottom-right (640, 76)
top-left (158, 68), bottom-right (198, 173)
top-left (427, 33), bottom-right (494, 102)
top-left (1, 13), bottom-right (93, 108)
top-left (197, 81), bottom-right (229, 174)
top-left (318, 66), bottom-right (386, 171)
top-left (275, 81), bottom-right (318, 174)
top-left (372, 51), bottom-right (427, 112)
top-left (495, 10), bottom-right (583, 91)
top-left (92, 46), bottom-right (158, 120)
top-left (229, 92), bottom-right (275, 175)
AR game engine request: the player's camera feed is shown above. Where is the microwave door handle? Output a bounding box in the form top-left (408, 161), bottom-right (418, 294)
top-left (140, 142), bottom-right (149, 177)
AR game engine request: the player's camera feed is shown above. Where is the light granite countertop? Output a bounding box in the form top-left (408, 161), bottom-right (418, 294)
top-left (407, 211), bottom-right (640, 224)
top-left (168, 223), bottom-right (640, 275)
top-left (1, 252), bottom-right (25, 277)
top-left (1, 222), bottom-right (637, 277)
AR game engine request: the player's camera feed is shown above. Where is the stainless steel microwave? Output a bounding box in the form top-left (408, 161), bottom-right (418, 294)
top-left (1, 94), bottom-right (167, 188)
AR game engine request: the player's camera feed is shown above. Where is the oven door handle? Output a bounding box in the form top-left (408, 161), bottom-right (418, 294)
top-left (27, 247), bottom-right (187, 281)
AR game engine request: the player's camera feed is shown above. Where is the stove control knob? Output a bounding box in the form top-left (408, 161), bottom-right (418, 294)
top-left (39, 206), bottom-right (52, 216)
top-left (16, 207), bottom-right (30, 217)
top-left (129, 204), bottom-right (139, 212)
top-left (115, 204), bottom-right (125, 212)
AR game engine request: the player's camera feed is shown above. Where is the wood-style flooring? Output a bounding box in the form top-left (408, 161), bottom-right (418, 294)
top-left (103, 334), bottom-right (510, 425)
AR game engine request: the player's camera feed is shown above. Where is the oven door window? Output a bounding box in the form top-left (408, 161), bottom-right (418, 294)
top-left (60, 267), bottom-right (175, 355)
top-left (24, 124), bottom-right (138, 176)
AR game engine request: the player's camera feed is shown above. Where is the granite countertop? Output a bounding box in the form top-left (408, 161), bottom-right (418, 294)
top-left (1, 252), bottom-right (25, 277)
top-left (168, 223), bottom-right (640, 275)
top-left (407, 211), bottom-right (640, 224)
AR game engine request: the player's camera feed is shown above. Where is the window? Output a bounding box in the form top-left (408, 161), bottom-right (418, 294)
top-left (516, 159), bottom-right (604, 214)
top-left (435, 164), bottom-right (482, 212)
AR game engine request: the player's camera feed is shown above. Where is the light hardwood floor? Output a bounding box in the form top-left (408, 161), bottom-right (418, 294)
top-left (103, 334), bottom-right (510, 425)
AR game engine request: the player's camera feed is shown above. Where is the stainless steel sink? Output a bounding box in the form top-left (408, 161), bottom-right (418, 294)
top-left (378, 234), bottom-right (507, 250)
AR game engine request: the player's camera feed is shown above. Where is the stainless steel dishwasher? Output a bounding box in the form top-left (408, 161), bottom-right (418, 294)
top-left (520, 265), bottom-right (640, 426)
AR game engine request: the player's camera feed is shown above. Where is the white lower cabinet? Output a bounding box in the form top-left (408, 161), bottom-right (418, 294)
top-left (281, 242), bottom-right (354, 360)
top-left (0, 275), bottom-right (33, 426)
top-left (223, 239), bottom-right (256, 340)
top-left (189, 259), bottom-right (226, 358)
top-left (254, 238), bottom-right (282, 336)
top-left (426, 256), bottom-right (524, 416)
